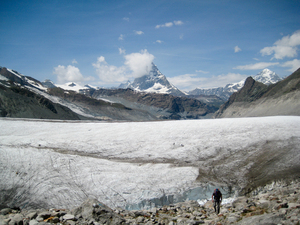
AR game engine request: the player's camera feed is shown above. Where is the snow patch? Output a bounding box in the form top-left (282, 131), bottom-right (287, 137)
top-left (0, 74), bottom-right (9, 81)
top-left (56, 82), bottom-right (90, 92)
top-left (7, 68), bottom-right (23, 79)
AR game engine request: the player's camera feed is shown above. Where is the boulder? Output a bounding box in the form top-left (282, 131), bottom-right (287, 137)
top-left (62, 214), bottom-right (75, 221)
top-left (25, 212), bottom-right (37, 220)
top-left (71, 198), bottom-right (125, 224)
top-left (0, 208), bottom-right (12, 216)
top-left (237, 213), bottom-right (284, 225)
top-left (8, 213), bottom-right (23, 225)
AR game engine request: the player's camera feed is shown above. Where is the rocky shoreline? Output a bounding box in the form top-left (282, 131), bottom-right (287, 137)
top-left (1, 180), bottom-right (299, 225)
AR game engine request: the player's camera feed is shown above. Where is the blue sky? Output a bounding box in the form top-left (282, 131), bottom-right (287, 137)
top-left (1, 0), bottom-right (300, 91)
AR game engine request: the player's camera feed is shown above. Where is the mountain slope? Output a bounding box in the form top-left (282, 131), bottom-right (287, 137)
top-left (47, 87), bottom-right (158, 121)
top-left (215, 68), bottom-right (300, 118)
top-left (119, 63), bottom-right (186, 96)
top-left (189, 68), bottom-right (281, 100)
top-left (0, 81), bottom-right (82, 120)
top-left (0, 67), bottom-right (158, 121)
top-left (1, 66), bottom-right (216, 121)
top-left (84, 88), bottom-right (218, 119)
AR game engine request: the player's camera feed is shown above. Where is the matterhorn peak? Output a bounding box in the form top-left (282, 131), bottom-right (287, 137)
top-left (119, 63), bottom-right (185, 96)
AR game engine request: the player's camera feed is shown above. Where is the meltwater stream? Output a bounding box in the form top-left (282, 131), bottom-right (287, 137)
top-left (125, 185), bottom-right (237, 210)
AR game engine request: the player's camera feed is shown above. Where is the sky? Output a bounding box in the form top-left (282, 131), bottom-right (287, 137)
top-left (1, 0), bottom-right (300, 91)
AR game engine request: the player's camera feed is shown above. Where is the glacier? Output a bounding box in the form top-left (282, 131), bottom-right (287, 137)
top-left (0, 116), bottom-right (299, 210)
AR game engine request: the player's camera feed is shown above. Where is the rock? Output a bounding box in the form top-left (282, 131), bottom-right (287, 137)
top-left (29, 219), bottom-right (39, 225)
top-left (1, 179), bottom-right (299, 225)
top-left (62, 214), bottom-right (75, 221)
top-left (227, 215), bottom-right (239, 223)
top-left (0, 208), bottom-right (12, 215)
top-left (25, 212), bottom-right (37, 220)
top-left (50, 217), bottom-right (59, 223)
top-left (0, 215), bottom-right (8, 225)
top-left (288, 203), bottom-right (300, 209)
top-left (237, 213), bottom-right (284, 225)
top-left (232, 197), bottom-right (247, 210)
top-left (257, 199), bottom-right (270, 209)
top-left (71, 198), bottom-right (125, 224)
top-left (64, 221), bottom-right (76, 225)
top-left (203, 201), bottom-right (213, 209)
top-left (136, 216), bottom-right (144, 223)
top-left (8, 213), bottom-right (23, 225)
top-left (276, 202), bottom-right (289, 210)
top-left (37, 211), bottom-right (51, 220)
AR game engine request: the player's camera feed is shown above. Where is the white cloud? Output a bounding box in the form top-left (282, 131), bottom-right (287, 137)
top-left (169, 73), bottom-right (248, 91)
top-left (234, 46), bottom-right (242, 53)
top-left (164, 22), bottom-right (173, 27)
top-left (123, 17), bottom-right (129, 22)
top-left (155, 40), bottom-right (163, 44)
top-left (119, 47), bottom-right (126, 55)
top-left (124, 49), bottom-right (155, 78)
top-left (72, 59), bottom-right (78, 64)
top-left (134, 30), bottom-right (144, 35)
top-left (92, 56), bottom-right (127, 84)
top-left (196, 70), bottom-right (209, 74)
top-left (281, 59), bottom-right (300, 72)
top-left (215, 73), bottom-right (247, 83)
top-left (168, 74), bottom-right (206, 90)
top-left (174, 20), bottom-right (184, 26)
top-left (118, 34), bottom-right (124, 41)
top-left (233, 62), bottom-right (279, 70)
top-left (179, 34), bottom-right (184, 40)
top-left (155, 20), bottom-right (183, 29)
top-left (260, 30), bottom-right (300, 59)
top-left (93, 50), bottom-right (155, 85)
top-left (155, 22), bottom-right (172, 29)
top-left (53, 65), bottom-right (85, 84)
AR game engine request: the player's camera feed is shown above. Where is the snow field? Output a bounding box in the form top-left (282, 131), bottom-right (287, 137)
top-left (0, 116), bottom-right (299, 210)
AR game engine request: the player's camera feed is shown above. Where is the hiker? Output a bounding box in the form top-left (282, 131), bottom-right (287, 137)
top-left (212, 188), bottom-right (222, 214)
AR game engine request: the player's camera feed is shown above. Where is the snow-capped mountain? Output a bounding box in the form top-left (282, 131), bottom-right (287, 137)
top-left (253, 68), bottom-right (281, 85)
top-left (55, 82), bottom-right (96, 92)
top-left (119, 63), bottom-right (186, 96)
top-left (189, 68), bottom-right (281, 100)
top-left (0, 67), bottom-right (47, 91)
top-left (1, 66), bottom-right (216, 120)
top-left (42, 79), bottom-right (56, 88)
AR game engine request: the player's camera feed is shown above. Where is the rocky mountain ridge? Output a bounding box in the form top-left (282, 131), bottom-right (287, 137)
top-left (0, 67), bottom-right (84, 120)
top-left (215, 68), bottom-right (300, 118)
top-left (83, 88), bottom-right (218, 120)
top-left (0, 66), bottom-right (216, 121)
top-left (189, 69), bottom-right (281, 100)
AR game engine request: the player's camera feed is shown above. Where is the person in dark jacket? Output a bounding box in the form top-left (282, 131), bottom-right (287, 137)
top-left (212, 188), bottom-right (222, 214)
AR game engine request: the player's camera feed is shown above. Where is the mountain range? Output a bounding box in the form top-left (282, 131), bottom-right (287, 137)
top-left (1, 64), bottom-right (297, 121)
top-left (188, 69), bottom-right (282, 100)
top-left (46, 66), bottom-right (280, 103)
top-left (0, 66), bottom-right (217, 121)
top-left (119, 65), bottom-right (281, 101)
top-left (215, 68), bottom-right (300, 118)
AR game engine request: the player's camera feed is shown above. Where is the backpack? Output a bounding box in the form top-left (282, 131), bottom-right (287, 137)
top-left (214, 189), bottom-right (221, 201)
